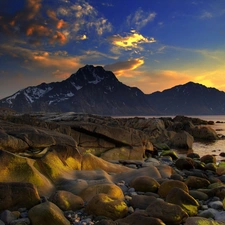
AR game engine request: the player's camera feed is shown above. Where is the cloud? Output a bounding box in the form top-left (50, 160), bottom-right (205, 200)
top-left (104, 58), bottom-right (144, 76)
top-left (0, 0), bottom-right (112, 48)
top-left (127, 8), bottom-right (156, 30)
top-left (200, 11), bottom-right (213, 19)
top-left (108, 31), bottom-right (156, 51)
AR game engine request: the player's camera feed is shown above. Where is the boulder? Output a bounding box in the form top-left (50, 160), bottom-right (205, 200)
top-left (81, 153), bottom-right (132, 173)
top-left (184, 216), bottom-right (225, 225)
top-left (49, 190), bottom-right (84, 211)
top-left (170, 131), bottom-right (194, 149)
top-left (79, 183), bottom-right (124, 202)
top-left (166, 187), bottom-right (200, 216)
top-left (129, 195), bottom-right (157, 210)
top-left (185, 176), bottom-right (210, 189)
top-left (28, 201), bottom-right (70, 225)
top-left (175, 157), bottom-right (195, 170)
top-left (116, 211), bottom-right (166, 225)
top-left (189, 190), bottom-right (209, 200)
top-left (190, 126), bottom-right (218, 141)
top-left (160, 150), bottom-right (178, 160)
top-left (0, 150), bottom-right (54, 196)
top-left (200, 154), bottom-right (217, 164)
top-left (0, 182), bottom-right (40, 212)
top-left (129, 176), bottom-right (160, 193)
top-left (146, 198), bottom-right (188, 225)
top-left (85, 193), bottom-right (128, 220)
top-left (158, 180), bottom-right (189, 198)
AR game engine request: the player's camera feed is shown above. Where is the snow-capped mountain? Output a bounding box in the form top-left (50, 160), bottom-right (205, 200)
top-left (0, 65), bottom-right (156, 115)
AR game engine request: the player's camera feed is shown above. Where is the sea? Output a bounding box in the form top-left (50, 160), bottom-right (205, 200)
top-left (148, 115), bottom-right (225, 162)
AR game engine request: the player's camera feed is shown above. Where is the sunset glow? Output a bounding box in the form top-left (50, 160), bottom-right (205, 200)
top-left (0, 0), bottom-right (225, 98)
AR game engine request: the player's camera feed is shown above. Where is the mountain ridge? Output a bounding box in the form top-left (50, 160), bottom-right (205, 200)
top-left (0, 65), bottom-right (225, 115)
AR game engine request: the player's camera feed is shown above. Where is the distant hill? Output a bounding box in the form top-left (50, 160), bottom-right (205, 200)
top-left (146, 81), bottom-right (225, 115)
top-left (0, 65), bottom-right (156, 116)
top-left (0, 65), bottom-right (225, 115)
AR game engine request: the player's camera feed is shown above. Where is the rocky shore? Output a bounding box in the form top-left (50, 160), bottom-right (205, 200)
top-left (0, 111), bottom-right (225, 225)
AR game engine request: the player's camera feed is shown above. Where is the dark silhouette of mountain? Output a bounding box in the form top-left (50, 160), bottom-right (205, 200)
top-left (0, 65), bottom-right (156, 116)
top-left (0, 66), bottom-right (225, 115)
top-left (146, 81), bottom-right (225, 115)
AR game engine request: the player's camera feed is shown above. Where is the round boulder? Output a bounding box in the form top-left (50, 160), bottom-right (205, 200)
top-left (166, 187), bottom-right (200, 216)
top-left (129, 195), bottom-right (157, 210)
top-left (0, 182), bottom-right (40, 211)
top-left (49, 190), bottom-right (84, 211)
top-left (85, 193), bottom-right (128, 220)
top-left (175, 157), bottom-right (195, 170)
top-left (129, 176), bottom-right (160, 193)
top-left (185, 176), bottom-right (210, 189)
top-left (79, 183), bottom-right (124, 202)
top-left (116, 211), bottom-right (166, 225)
top-left (200, 154), bottom-right (216, 164)
top-left (146, 198), bottom-right (188, 225)
top-left (28, 201), bottom-right (70, 225)
top-left (158, 180), bottom-right (189, 198)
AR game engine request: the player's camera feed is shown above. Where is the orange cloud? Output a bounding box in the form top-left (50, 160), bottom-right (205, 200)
top-left (49, 31), bottom-right (67, 45)
top-left (104, 58), bottom-right (144, 76)
top-left (26, 24), bottom-right (51, 36)
top-left (108, 32), bottom-right (156, 50)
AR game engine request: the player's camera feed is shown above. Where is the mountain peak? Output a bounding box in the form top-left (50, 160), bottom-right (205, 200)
top-left (68, 64), bottom-right (118, 87)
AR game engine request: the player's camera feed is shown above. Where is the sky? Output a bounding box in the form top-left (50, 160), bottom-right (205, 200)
top-left (0, 0), bottom-right (225, 99)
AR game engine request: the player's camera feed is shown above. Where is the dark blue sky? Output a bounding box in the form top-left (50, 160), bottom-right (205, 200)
top-left (0, 0), bottom-right (225, 99)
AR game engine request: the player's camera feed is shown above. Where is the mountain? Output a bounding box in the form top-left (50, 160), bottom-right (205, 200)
top-left (147, 81), bottom-right (225, 115)
top-left (0, 65), bottom-right (156, 116)
top-left (1, 66), bottom-right (225, 116)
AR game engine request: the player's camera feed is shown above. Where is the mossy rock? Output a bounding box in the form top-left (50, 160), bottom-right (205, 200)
top-left (160, 150), bottom-right (178, 160)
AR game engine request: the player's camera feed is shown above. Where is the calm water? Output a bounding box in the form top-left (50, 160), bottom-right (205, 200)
top-left (150, 115), bottom-right (225, 162)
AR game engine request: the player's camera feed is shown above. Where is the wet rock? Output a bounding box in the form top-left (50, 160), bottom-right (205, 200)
top-left (49, 190), bottom-right (84, 211)
top-left (28, 201), bottom-right (70, 225)
top-left (189, 190), bottom-right (209, 200)
top-left (201, 154), bottom-right (217, 164)
top-left (187, 152), bottom-right (200, 159)
top-left (85, 193), bottom-right (128, 220)
top-left (175, 157), bottom-right (195, 170)
top-left (0, 210), bottom-right (18, 224)
top-left (185, 176), bottom-right (210, 189)
top-left (184, 216), bottom-right (225, 225)
top-left (129, 176), bottom-right (160, 193)
top-left (79, 183), bottom-right (124, 202)
top-left (0, 182), bottom-right (40, 212)
top-left (129, 195), bottom-right (157, 210)
top-left (116, 211), bottom-right (166, 225)
top-left (158, 180), bottom-right (189, 198)
top-left (146, 198), bottom-right (188, 225)
top-left (166, 187), bottom-right (200, 216)
top-left (160, 150), bottom-right (178, 160)
top-left (170, 131), bottom-right (194, 149)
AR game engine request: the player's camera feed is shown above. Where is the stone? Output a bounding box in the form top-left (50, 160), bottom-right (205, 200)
top-left (205, 163), bottom-right (217, 172)
top-left (81, 153), bottom-right (132, 173)
top-left (10, 218), bottom-right (30, 225)
top-left (175, 157), bottom-right (195, 170)
top-left (129, 176), bottom-right (160, 193)
top-left (49, 190), bottom-right (84, 211)
top-left (85, 193), bottom-right (128, 220)
top-left (0, 182), bottom-right (40, 212)
top-left (189, 190), bottom-right (209, 200)
top-left (146, 198), bottom-right (188, 225)
top-left (166, 187), bottom-right (200, 216)
top-left (187, 152), bottom-right (200, 159)
top-left (223, 198), bottom-right (225, 210)
top-left (184, 216), bottom-right (225, 225)
top-left (129, 195), bottom-right (157, 210)
top-left (170, 131), bottom-right (194, 149)
top-left (116, 211), bottom-right (166, 225)
top-left (200, 154), bottom-right (217, 164)
top-left (191, 126), bottom-right (219, 141)
top-left (79, 183), bottom-right (124, 202)
top-left (28, 201), bottom-right (70, 225)
top-left (185, 176), bottom-right (210, 189)
top-left (208, 201), bottom-right (224, 210)
top-left (158, 180), bottom-right (189, 198)
top-left (160, 150), bottom-right (178, 160)
top-left (0, 210), bottom-right (17, 224)
top-left (0, 220), bottom-right (5, 225)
